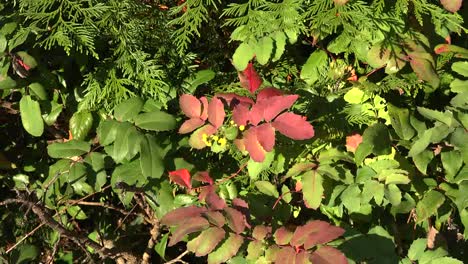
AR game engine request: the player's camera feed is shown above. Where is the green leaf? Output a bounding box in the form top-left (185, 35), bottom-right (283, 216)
top-left (344, 87), bottom-right (369, 104)
top-left (460, 209), bottom-right (468, 238)
top-left (387, 104), bottom-right (415, 140)
top-left (29, 82), bottom-right (48, 100)
top-left (207, 233), bottom-right (244, 264)
top-left (114, 97), bottom-right (144, 122)
top-left (0, 76), bottom-right (17, 89)
top-left (134, 110), bottom-right (176, 131)
top-left (417, 107), bottom-right (456, 127)
top-left (42, 101), bottom-right (63, 126)
top-left (301, 50), bottom-right (328, 85)
top-left (302, 170), bottom-right (324, 209)
top-left (255, 37), bottom-right (273, 65)
top-left (429, 257), bottom-right (464, 264)
top-left (255, 181), bottom-right (279, 198)
top-left (66, 205), bottom-right (88, 220)
top-left (155, 233), bottom-right (169, 260)
top-left (441, 151), bottom-right (463, 181)
top-left (188, 70), bottom-right (216, 92)
top-left (408, 129), bottom-right (432, 157)
top-left (450, 79), bottom-right (468, 93)
top-left (16, 51), bottom-right (37, 69)
top-left (355, 143), bottom-right (373, 165)
top-left (384, 170), bottom-right (410, 185)
top-left (140, 134), bottom-right (165, 179)
top-left (413, 150), bottom-right (434, 175)
top-left (407, 238), bottom-right (426, 260)
top-left (20, 95), bottom-right (44, 137)
top-left (341, 184), bottom-right (361, 212)
top-left (97, 120), bottom-right (120, 146)
top-left (416, 190), bottom-right (446, 223)
top-left (232, 42), bottom-right (255, 71)
top-left (85, 152), bottom-right (107, 191)
top-left (452, 61), bottom-right (468, 77)
top-left (47, 140), bottom-right (90, 158)
top-left (247, 151), bottom-right (274, 180)
top-left (69, 111), bottom-right (93, 140)
top-left (188, 227), bottom-right (226, 257)
top-left (0, 33), bottom-right (6, 52)
top-left (12, 244), bottom-right (39, 264)
top-left (385, 184), bottom-right (402, 206)
top-left (272, 31), bottom-right (286, 62)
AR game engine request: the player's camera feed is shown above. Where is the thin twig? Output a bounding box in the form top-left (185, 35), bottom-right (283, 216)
top-left (5, 223), bottom-right (45, 254)
top-left (67, 200), bottom-right (134, 216)
top-left (165, 250), bottom-right (189, 264)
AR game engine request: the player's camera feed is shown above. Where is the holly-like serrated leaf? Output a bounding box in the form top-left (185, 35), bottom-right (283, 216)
top-left (20, 95), bottom-right (43, 137)
top-left (408, 129), bottom-right (433, 157)
top-left (441, 151), bottom-right (463, 181)
top-left (246, 240), bottom-right (264, 260)
top-left (256, 37), bottom-right (274, 65)
top-left (244, 128), bottom-right (268, 162)
top-left (272, 31), bottom-right (286, 61)
top-left (161, 206), bottom-right (207, 226)
top-left (304, 223), bottom-right (345, 249)
top-left (416, 190), bottom-right (446, 223)
top-left (283, 162), bottom-right (316, 181)
top-left (187, 227), bottom-right (226, 256)
top-left (224, 207), bottom-right (245, 234)
top-left (69, 111), bottom-right (93, 140)
top-left (417, 107), bottom-right (456, 127)
top-left (310, 246), bottom-right (348, 264)
top-left (206, 189), bottom-right (226, 210)
top-left (233, 42), bottom-right (255, 71)
top-left (408, 238), bottom-right (426, 261)
top-left (180, 94), bottom-right (201, 119)
top-left (203, 211), bottom-right (226, 227)
top-left (452, 61), bottom-right (468, 77)
top-left (114, 97), bottom-right (144, 121)
top-left (168, 216), bottom-right (210, 246)
top-left (47, 140), bottom-right (91, 158)
top-left (255, 181), bottom-right (279, 198)
top-left (302, 170), bottom-right (323, 209)
top-left (97, 120), bottom-right (120, 146)
top-left (208, 97), bottom-right (225, 129)
top-left (232, 104), bottom-right (250, 126)
top-left (296, 251), bottom-right (312, 264)
top-left (207, 233), bottom-right (244, 264)
top-left (134, 110), bottom-right (176, 131)
top-left (341, 184), bottom-right (362, 212)
top-left (409, 54), bottom-right (440, 89)
top-left (388, 104), bottom-right (415, 140)
top-left (274, 226), bottom-right (294, 245)
top-left (273, 112), bottom-right (315, 140)
top-left (301, 49), bottom-right (328, 85)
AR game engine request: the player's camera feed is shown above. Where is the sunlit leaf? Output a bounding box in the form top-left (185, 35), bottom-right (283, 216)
top-left (168, 216), bottom-right (210, 246)
top-left (207, 233), bottom-right (244, 264)
top-left (188, 227), bottom-right (226, 256)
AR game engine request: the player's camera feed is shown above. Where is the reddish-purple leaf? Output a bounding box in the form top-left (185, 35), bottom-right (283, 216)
top-left (206, 189), bottom-right (227, 210)
top-left (244, 128), bottom-right (267, 162)
top-left (273, 112), bottom-right (315, 140)
top-left (256, 123), bottom-right (276, 152)
top-left (232, 104), bottom-right (250, 126)
top-left (208, 97), bottom-right (225, 129)
top-left (275, 246), bottom-right (296, 264)
top-left (239, 62), bottom-right (263, 93)
top-left (180, 94), bottom-right (201, 118)
top-left (203, 211), bottom-right (226, 227)
top-left (274, 226), bottom-right (294, 245)
top-left (304, 224), bottom-right (345, 249)
top-left (295, 251), bottom-right (311, 264)
top-left (310, 246), bottom-right (348, 264)
top-left (179, 118), bottom-right (205, 134)
top-left (441, 0), bottom-right (462, 13)
top-left (249, 101), bottom-right (265, 126)
top-left (168, 169), bottom-right (192, 189)
top-left (224, 207), bottom-right (246, 234)
top-left (168, 216), bottom-right (210, 246)
top-left (252, 225), bottom-right (271, 240)
top-left (257, 87), bottom-right (283, 101)
top-left (200, 96), bottom-right (209, 121)
top-left (161, 205), bottom-right (207, 226)
top-left (189, 124), bottom-right (217, 149)
top-left (232, 198), bottom-right (251, 229)
top-left (198, 185), bottom-right (212, 202)
top-left (187, 227), bottom-right (226, 256)
top-left (193, 171), bottom-right (214, 185)
top-left (290, 221), bottom-right (329, 247)
top-left (262, 95), bottom-right (299, 122)
top-left (215, 93), bottom-right (254, 107)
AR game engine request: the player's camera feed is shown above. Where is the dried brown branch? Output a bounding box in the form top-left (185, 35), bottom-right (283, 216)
top-left (165, 250), bottom-right (189, 264)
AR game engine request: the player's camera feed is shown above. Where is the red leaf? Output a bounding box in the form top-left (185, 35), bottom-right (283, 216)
top-left (206, 188), bottom-right (227, 210)
top-left (272, 112), bottom-right (315, 140)
top-left (256, 123), bottom-right (275, 152)
top-left (169, 169), bottom-right (192, 189)
top-left (295, 251), bottom-right (311, 264)
top-left (345, 133), bottom-right (363, 153)
top-left (274, 226), bottom-right (294, 245)
top-left (193, 171), bottom-right (214, 185)
top-left (275, 246), bottom-right (296, 264)
top-left (180, 94), bottom-right (201, 118)
top-left (310, 246), bottom-right (348, 264)
top-left (208, 97), bottom-right (225, 129)
top-left (224, 207), bottom-right (246, 234)
top-left (244, 128), bottom-right (267, 162)
top-left (232, 104), bottom-right (250, 126)
top-left (304, 225), bottom-right (345, 249)
top-left (290, 221), bottom-right (330, 247)
top-left (179, 118), bottom-right (205, 134)
top-left (248, 102), bottom-right (265, 126)
top-left (232, 197), bottom-right (251, 229)
top-left (239, 62), bottom-right (262, 93)
top-left (200, 96), bottom-right (209, 121)
top-left (234, 138), bottom-right (246, 153)
top-left (434, 44), bottom-right (450, 54)
top-left (203, 211), bottom-right (226, 227)
top-left (161, 205), bottom-right (207, 226)
top-left (257, 87), bottom-right (283, 101)
top-left (168, 216), bottom-right (210, 246)
top-left (262, 95), bottom-right (299, 122)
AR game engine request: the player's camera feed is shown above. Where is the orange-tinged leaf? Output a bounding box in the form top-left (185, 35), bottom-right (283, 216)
top-left (304, 223), bottom-right (345, 249)
top-left (208, 97), bottom-right (225, 129)
top-left (215, 93), bottom-right (254, 107)
top-left (441, 0), bottom-right (462, 12)
top-left (187, 227), bottom-right (226, 256)
top-left (244, 128), bottom-right (267, 162)
top-left (168, 216), bottom-right (210, 246)
top-left (262, 95), bottom-right (299, 122)
top-left (180, 94), bottom-right (201, 118)
top-left (232, 104), bottom-right (250, 126)
top-left (252, 225), bottom-right (271, 241)
top-left (193, 171), bottom-right (214, 185)
top-left (179, 118), bottom-right (205, 134)
top-left (295, 251), bottom-right (312, 264)
top-left (200, 96), bottom-right (209, 120)
top-left (310, 246), bottom-right (348, 264)
top-left (291, 221), bottom-right (329, 247)
top-left (161, 205), bottom-right (207, 226)
top-left (206, 188), bottom-right (226, 210)
top-left (256, 123), bottom-right (276, 152)
top-left (346, 133), bottom-right (363, 153)
top-left (274, 226), bottom-right (294, 245)
top-left (189, 124), bottom-right (217, 149)
top-left (275, 246), bottom-right (296, 264)
top-left (273, 112), bottom-right (315, 140)
top-left (169, 168), bottom-right (192, 189)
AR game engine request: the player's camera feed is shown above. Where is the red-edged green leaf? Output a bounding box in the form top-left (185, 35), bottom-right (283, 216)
top-left (262, 94), bottom-right (298, 121)
top-left (310, 246), bottom-right (348, 264)
top-left (193, 171), bottom-right (214, 185)
top-left (168, 216), bottom-right (210, 246)
top-left (239, 62), bottom-right (262, 93)
top-left (291, 221), bottom-right (329, 247)
top-left (203, 211), bottom-right (226, 227)
top-left (232, 104), bottom-right (250, 126)
top-left (256, 123), bottom-right (276, 151)
top-left (441, 0), bottom-right (462, 12)
top-left (246, 240), bottom-right (264, 260)
top-left (169, 169), bottom-right (192, 189)
top-left (187, 227), bottom-right (226, 256)
top-left (180, 94), bottom-right (201, 118)
top-left (189, 124), bottom-right (217, 149)
top-left (275, 246), bottom-right (296, 264)
top-left (409, 55), bottom-right (440, 89)
top-left (302, 171), bottom-right (324, 209)
top-left (273, 112), bottom-right (315, 140)
top-left (252, 225), bottom-right (271, 240)
top-left (207, 233), bottom-right (244, 264)
top-left (208, 97), bottom-right (225, 129)
top-left (224, 207), bottom-right (246, 234)
top-left (161, 206), bottom-right (207, 226)
top-left (257, 87), bottom-right (283, 101)
top-left (179, 118), bottom-right (205, 134)
top-left (206, 189), bottom-right (227, 210)
top-left (244, 128), bottom-right (267, 162)
top-left (296, 251), bottom-right (312, 264)
top-left (274, 226), bottom-right (294, 245)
